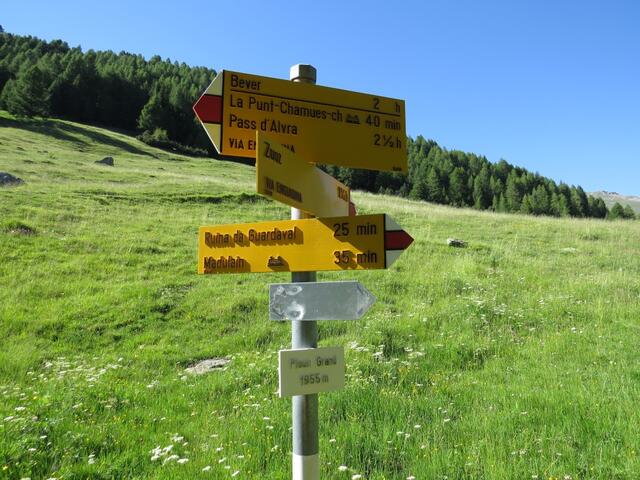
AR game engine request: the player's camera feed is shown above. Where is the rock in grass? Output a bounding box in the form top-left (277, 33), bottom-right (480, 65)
top-left (185, 358), bottom-right (230, 375)
top-left (447, 238), bottom-right (467, 248)
top-left (95, 156), bottom-right (114, 166)
top-left (2, 220), bottom-right (36, 235)
top-left (0, 172), bottom-right (24, 187)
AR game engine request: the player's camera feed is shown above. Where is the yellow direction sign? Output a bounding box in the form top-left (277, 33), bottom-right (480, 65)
top-left (193, 70), bottom-right (406, 172)
top-left (256, 132), bottom-right (350, 217)
top-left (198, 214), bottom-right (413, 275)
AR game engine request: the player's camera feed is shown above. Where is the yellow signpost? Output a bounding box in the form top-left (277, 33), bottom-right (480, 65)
top-left (256, 132), bottom-right (351, 217)
top-left (193, 70), bottom-right (407, 172)
top-left (194, 65), bottom-right (413, 480)
top-left (198, 214), bottom-right (413, 275)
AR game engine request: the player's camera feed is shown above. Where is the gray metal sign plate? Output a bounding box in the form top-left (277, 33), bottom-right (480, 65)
top-left (269, 281), bottom-right (375, 321)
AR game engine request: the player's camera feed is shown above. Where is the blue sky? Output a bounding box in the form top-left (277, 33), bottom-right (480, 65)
top-left (3, 0), bottom-right (639, 194)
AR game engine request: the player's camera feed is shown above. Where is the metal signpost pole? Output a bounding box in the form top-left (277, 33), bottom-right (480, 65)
top-left (289, 63), bottom-right (319, 480)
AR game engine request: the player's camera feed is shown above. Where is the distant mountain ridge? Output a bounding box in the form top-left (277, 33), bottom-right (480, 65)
top-left (590, 191), bottom-right (640, 213)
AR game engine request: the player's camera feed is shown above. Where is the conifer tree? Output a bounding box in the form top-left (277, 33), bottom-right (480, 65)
top-left (520, 194), bottom-right (533, 214)
top-left (410, 177), bottom-right (428, 201)
top-left (550, 192), bottom-right (569, 217)
top-left (530, 184), bottom-right (550, 215)
top-left (472, 165), bottom-right (491, 209)
top-left (138, 91), bottom-right (167, 133)
top-left (425, 168), bottom-right (445, 203)
top-left (622, 204), bottom-right (636, 220)
top-left (448, 167), bottom-right (468, 206)
top-left (497, 193), bottom-right (507, 212)
top-left (570, 187), bottom-right (589, 217)
top-left (490, 176), bottom-right (504, 198)
top-left (588, 197), bottom-right (607, 219)
top-left (1, 64), bottom-right (51, 116)
top-left (505, 171), bottom-right (522, 212)
top-left (608, 202), bottom-right (625, 220)
top-left (575, 186), bottom-right (590, 217)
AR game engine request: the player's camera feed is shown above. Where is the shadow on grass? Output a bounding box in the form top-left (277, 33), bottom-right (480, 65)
top-left (0, 116), bottom-right (153, 157)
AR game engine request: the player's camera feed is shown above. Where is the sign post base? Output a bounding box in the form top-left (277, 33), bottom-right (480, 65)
top-left (293, 453), bottom-right (319, 480)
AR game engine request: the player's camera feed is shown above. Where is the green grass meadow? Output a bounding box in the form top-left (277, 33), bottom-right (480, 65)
top-left (1, 111), bottom-right (639, 479)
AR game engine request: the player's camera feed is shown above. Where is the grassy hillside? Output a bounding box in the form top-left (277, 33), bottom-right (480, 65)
top-left (1, 111), bottom-right (639, 479)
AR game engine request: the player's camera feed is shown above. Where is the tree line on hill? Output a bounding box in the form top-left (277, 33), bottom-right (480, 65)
top-left (607, 202), bottom-right (636, 220)
top-left (323, 137), bottom-right (621, 219)
top-left (0, 32), bottom-right (213, 153)
top-left (0, 32), bottom-right (635, 220)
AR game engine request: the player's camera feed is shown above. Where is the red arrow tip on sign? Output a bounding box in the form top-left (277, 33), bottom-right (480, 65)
top-left (384, 215), bottom-right (414, 268)
top-left (193, 94), bottom-right (222, 124)
top-left (385, 230), bottom-right (414, 250)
